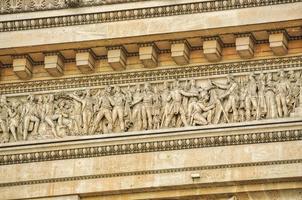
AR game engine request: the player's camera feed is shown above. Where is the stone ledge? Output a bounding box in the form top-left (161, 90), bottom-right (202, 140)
top-left (0, 118), bottom-right (301, 165)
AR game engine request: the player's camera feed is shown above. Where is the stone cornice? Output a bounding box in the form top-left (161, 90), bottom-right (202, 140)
top-left (0, 0), bottom-right (147, 14)
top-left (0, 158), bottom-right (300, 187)
top-left (0, 0), bottom-right (300, 32)
top-left (0, 119), bottom-right (301, 166)
top-left (0, 55), bottom-right (301, 95)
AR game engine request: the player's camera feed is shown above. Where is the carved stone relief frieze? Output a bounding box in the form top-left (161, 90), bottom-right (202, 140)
top-left (1, 68), bottom-right (302, 143)
top-left (0, 0), bottom-right (145, 14)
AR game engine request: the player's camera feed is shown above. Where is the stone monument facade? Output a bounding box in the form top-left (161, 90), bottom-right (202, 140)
top-left (0, 0), bottom-right (302, 199)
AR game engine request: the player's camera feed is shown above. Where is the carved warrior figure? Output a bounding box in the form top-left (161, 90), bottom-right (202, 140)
top-left (164, 80), bottom-right (198, 128)
top-left (191, 88), bottom-right (215, 125)
top-left (1, 70), bottom-right (302, 143)
top-left (211, 74), bottom-right (239, 124)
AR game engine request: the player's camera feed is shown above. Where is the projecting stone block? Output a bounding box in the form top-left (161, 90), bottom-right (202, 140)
top-left (12, 55), bottom-right (33, 80)
top-left (171, 40), bottom-right (190, 65)
top-left (139, 43), bottom-right (158, 68)
top-left (269, 32), bottom-right (288, 56)
top-left (236, 36), bottom-right (254, 59)
top-left (203, 39), bottom-right (222, 62)
top-left (44, 53), bottom-right (64, 77)
top-left (76, 50), bottom-right (96, 73)
top-left (107, 47), bottom-right (127, 70)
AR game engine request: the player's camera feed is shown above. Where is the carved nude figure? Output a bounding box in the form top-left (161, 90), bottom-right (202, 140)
top-left (21, 95), bottom-right (40, 140)
top-left (44, 94), bottom-right (61, 138)
top-left (69, 91), bottom-right (83, 134)
top-left (7, 99), bottom-right (21, 142)
top-left (69, 89), bottom-right (95, 134)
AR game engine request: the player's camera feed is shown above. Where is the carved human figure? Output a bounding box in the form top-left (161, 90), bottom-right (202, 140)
top-left (123, 85), bottom-right (133, 130)
top-left (69, 91), bottom-right (83, 134)
top-left (141, 83), bottom-right (154, 130)
top-left (275, 70), bottom-right (291, 117)
top-left (244, 72), bottom-right (258, 121)
top-left (265, 73), bottom-right (278, 119)
top-left (7, 100), bottom-right (21, 142)
top-left (160, 81), bottom-right (171, 127)
top-left (164, 80), bottom-right (197, 127)
top-left (256, 72), bottom-right (267, 119)
top-left (44, 94), bottom-right (61, 138)
top-left (287, 70), bottom-right (300, 113)
top-left (55, 100), bottom-right (73, 136)
top-left (181, 81), bottom-right (190, 115)
top-left (152, 86), bottom-right (162, 129)
top-left (211, 74), bottom-right (239, 124)
top-left (21, 95), bottom-right (40, 140)
top-left (69, 89), bottom-right (95, 134)
top-left (191, 89), bottom-right (216, 125)
top-left (112, 86), bottom-right (126, 132)
top-left (238, 81), bottom-right (246, 122)
top-left (186, 79), bottom-right (200, 123)
top-left (91, 86), bottom-right (113, 134)
top-left (37, 95), bottom-right (45, 121)
top-left (0, 96), bottom-right (9, 142)
top-left (130, 84), bottom-right (143, 131)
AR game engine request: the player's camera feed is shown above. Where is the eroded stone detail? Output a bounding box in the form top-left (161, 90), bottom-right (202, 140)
top-left (0, 70), bottom-right (302, 143)
top-left (0, 0), bottom-right (300, 32)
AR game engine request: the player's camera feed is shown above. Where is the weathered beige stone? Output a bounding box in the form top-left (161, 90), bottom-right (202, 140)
top-left (139, 43), bottom-right (158, 68)
top-left (76, 50), bottom-right (96, 73)
top-left (269, 32), bottom-right (289, 56)
top-left (12, 55), bottom-right (33, 80)
top-left (203, 39), bottom-right (222, 62)
top-left (44, 53), bottom-right (64, 77)
top-left (171, 40), bottom-right (190, 65)
top-left (236, 36), bottom-right (255, 59)
top-left (36, 195), bottom-right (80, 200)
top-left (0, 1), bottom-right (302, 200)
top-left (107, 47), bottom-right (127, 70)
